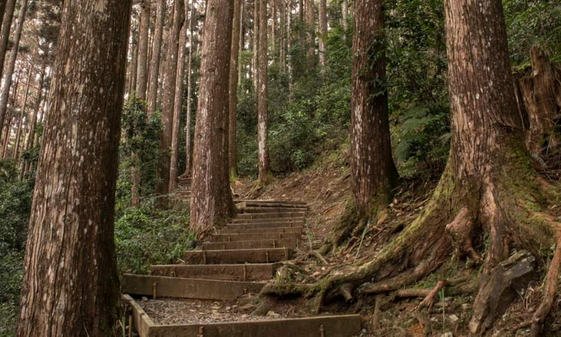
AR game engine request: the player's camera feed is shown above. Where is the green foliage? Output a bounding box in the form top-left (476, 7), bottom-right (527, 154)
top-left (114, 198), bottom-right (195, 275)
top-left (504, 0), bottom-right (561, 66)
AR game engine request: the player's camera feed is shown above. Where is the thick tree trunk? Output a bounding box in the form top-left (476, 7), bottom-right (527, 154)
top-left (519, 47), bottom-right (561, 154)
top-left (318, 0), bottom-right (328, 68)
top-left (17, 0), bottom-right (131, 335)
top-left (229, 0), bottom-right (242, 179)
top-left (0, 0), bottom-right (16, 81)
top-left (190, 0), bottom-right (234, 234)
top-left (169, 3), bottom-right (190, 192)
top-left (0, 1), bottom-right (6, 32)
top-left (183, 1), bottom-right (197, 176)
top-left (147, 0), bottom-right (166, 115)
top-left (257, 0), bottom-right (270, 185)
top-left (350, 0), bottom-right (398, 212)
top-left (0, 0), bottom-right (29, 143)
top-left (14, 66), bottom-right (33, 160)
top-left (158, 0), bottom-right (185, 195)
top-left (136, 0), bottom-right (151, 100)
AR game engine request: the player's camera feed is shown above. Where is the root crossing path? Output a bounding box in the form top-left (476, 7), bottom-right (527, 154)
top-left (121, 180), bottom-right (362, 336)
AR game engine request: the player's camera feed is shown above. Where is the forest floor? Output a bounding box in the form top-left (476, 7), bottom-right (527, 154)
top-left (234, 147), bottom-right (561, 337)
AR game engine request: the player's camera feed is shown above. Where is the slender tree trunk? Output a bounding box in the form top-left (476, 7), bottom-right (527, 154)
top-left (1, 70), bottom-right (20, 158)
top-left (136, 0), bottom-right (151, 100)
top-left (305, 0), bottom-right (315, 65)
top-left (253, 0), bottom-right (259, 91)
top-left (342, 0), bottom-right (348, 31)
top-left (350, 0), bottom-right (398, 212)
top-left (158, 0), bottom-right (185, 195)
top-left (190, 0), bottom-right (234, 234)
top-left (0, 1), bottom-right (6, 31)
top-left (17, 0), bottom-right (131, 335)
top-left (0, 0), bottom-right (16, 81)
top-left (278, 0), bottom-right (286, 73)
top-left (229, 0), bottom-right (242, 179)
top-left (257, 0), bottom-right (270, 185)
top-left (299, 0), bottom-right (304, 22)
top-left (129, 34), bottom-right (139, 96)
top-left (271, 1), bottom-right (276, 58)
top-left (14, 66), bottom-right (33, 160)
top-left (183, 1), bottom-right (197, 176)
top-left (318, 0), bottom-right (328, 68)
top-left (287, 0), bottom-right (293, 98)
top-left (169, 3), bottom-right (190, 192)
top-left (147, 0), bottom-right (166, 115)
top-left (0, 0), bottom-right (29, 143)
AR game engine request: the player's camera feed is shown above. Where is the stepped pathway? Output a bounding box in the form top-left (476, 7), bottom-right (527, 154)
top-left (121, 190), bottom-right (361, 336)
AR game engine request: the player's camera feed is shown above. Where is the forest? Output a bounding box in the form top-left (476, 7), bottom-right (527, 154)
top-left (0, 0), bottom-right (560, 336)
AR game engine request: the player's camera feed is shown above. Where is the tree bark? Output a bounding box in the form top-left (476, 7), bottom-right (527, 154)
top-left (1, 69), bottom-right (20, 158)
top-left (305, 0), bottom-right (315, 65)
top-left (257, 0), bottom-right (270, 185)
top-left (299, 0), bottom-right (304, 22)
top-left (229, 0), bottom-right (242, 179)
top-left (169, 2), bottom-right (190, 192)
top-left (342, 0), bottom-right (348, 31)
top-left (350, 0), bottom-right (398, 212)
top-left (253, 0), bottom-right (260, 91)
top-left (0, 0), bottom-right (16, 81)
top-left (158, 0), bottom-right (185, 195)
top-left (136, 0), bottom-right (151, 100)
top-left (17, 0), bottom-right (131, 335)
top-left (14, 66), bottom-right (33, 160)
top-left (147, 0), bottom-right (166, 115)
top-left (278, 0), bottom-right (287, 72)
top-left (0, 0), bottom-right (29, 143)
top-left (318, 0), bottom-right (328, 68)
top-left (190, 0), bottom-right (234, 234)
top-left (0, 1), bottom-right (6, 32)
top-left (129, 32), bottom-right (139, 97)
top-left (183, 1), bottom-right (197, 176)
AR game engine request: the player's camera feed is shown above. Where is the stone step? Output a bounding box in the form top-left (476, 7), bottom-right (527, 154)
top-left (237, 199), bottom-right (307, 206)
top-left (184, 248), bottom-right (293, 264)
top-left (210, 232), bottom-right (301, 242)
top-left (239, 207), bottom-right (309, 214)
top-left (122, 274), bottom-right (264, 301)
top-left (218, 227), bottom-right (303, 235)
top-left (202, 238), bottom-right (298, 250)
top-left (226, 222), bottom-right (304, 230)
top-left (150, 263), bottom-right (278, 281)
top-left (236, 212), bottom-right (306, 220)
top-left (231, 217), bottom-right (305, 224)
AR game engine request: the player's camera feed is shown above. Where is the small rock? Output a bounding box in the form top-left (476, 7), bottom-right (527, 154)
top-left (441, 333), bottom-right (453, 337)
top-left (435, 302), bottom-right (449, 308)
top-left (461, 303), bottom-right (471, 311)
top-left (267, 311), bottom-right (281, 318)
top-left (141, 297), bottom-right (148, 302)
top-left (448, 314), bottom-right (459, 324)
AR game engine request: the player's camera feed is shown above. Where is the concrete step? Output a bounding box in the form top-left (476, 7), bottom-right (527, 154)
top-left (202, 238), bottom-right (298, 250)
top-left (239, 207), bottom-right (309, 214)
top-left (226, 222), bottom-right (304, 230)
top-left (184, 248), bottom-right (293, 264)
top-left (122, 274), bottom-right (264, 301)
top-left (210, 232), bottom-right (301, 242)
top-left (236, 212), bottom-right (306, 220)
top-left (232, 217), bottom-right (305, 224)
top-left (218, 227), bottom-right (303, 235)
top-left (237, 199), bottom-right (307, 206)
top-left (151, 263), bottom-right (278, 281)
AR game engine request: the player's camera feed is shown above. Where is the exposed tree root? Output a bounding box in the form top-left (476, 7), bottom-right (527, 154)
top-left (530, 214), bottom-right (561, 336)
top-left (372, 295), bottom-right (383, 330)
top-left (417, 280), bottom-right (447, 310)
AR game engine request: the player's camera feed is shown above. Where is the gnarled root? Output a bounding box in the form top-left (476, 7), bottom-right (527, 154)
top-left (445, 207), bottom-right (482, 263)
top-left (530, 215), bottom-right (561, 336)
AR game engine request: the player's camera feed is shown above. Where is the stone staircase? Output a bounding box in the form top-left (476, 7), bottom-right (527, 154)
top-left (121, 197), bottom-right (362, 336)
top-left (176, 176), bottom-right (192, 199)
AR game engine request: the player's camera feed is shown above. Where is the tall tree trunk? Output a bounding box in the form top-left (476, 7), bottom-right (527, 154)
top-left (350, 0), bottom-right (398, 212)
top-left (169, 3), bottom-right (190, 192)
top-left (257, 0), bottom-right (270, 185)
top-left (342, 0), bottom-right (348, 31)
top-left (183, 1), bottom-right (197, 176)
top-left (299, 0), bottom-right (304, 22)
top-left (14, 66), bottom-right (33, 160)
top-left (1, 70), bottom-right (20, 158)
top-left (190, 0), bottom-right (234, 234)
top-left (136, 0), bottom-right (151, 100)
top-left (278, 0), bottom-right (286, 73)
top-left (0, 1), bottom-right (6, 31)
top-left (229, 0), bottom-right (242, 179)
top-left (21, 57), bottom-right (48, 179)
top-left (147, 0), bottom-right (166, 115)
top-left (253, 0), bottom-right (259, 91)
top-left (287, 0), bottom-right (293, 98)
top-left (129, 33), bottom-right (139, 96)
top-left (0, 0), bottom-right (16, 81)
top-left (318, 0), bottom-right (328, 68)
top-left (158, 0), bottom-right (185, 195)
top-left (305, 0), bottom-right (315, 65)
top-left (0, 0), bottom-right (29, 142)
top-left (17, 0), bottom-right (131, 335)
